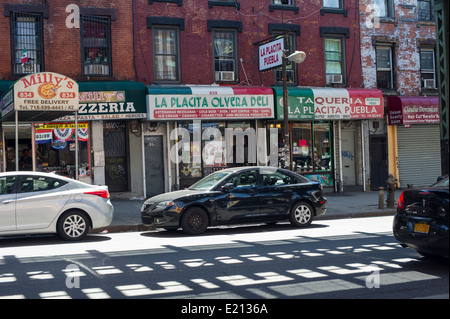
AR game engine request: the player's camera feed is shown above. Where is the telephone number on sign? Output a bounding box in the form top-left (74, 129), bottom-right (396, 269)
top-left (17, 105), bottom-right (76, 111)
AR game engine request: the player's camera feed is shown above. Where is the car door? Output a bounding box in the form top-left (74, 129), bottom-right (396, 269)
top-left (214, 169), bottom-right (260, 224)
top-left (15, 175), bottom-right (71, 230)
top-left (0, 176), bottom-right (17, 232)
top-left (259, 168), bottom-right (294, 220)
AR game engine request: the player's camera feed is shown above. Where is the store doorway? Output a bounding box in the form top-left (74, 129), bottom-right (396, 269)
top-left (144, 135), bottom-right (165, 198)
top-left (103, 121), bottom-right (129, 192)
top-left (341, 130), bottom-right (356, 185)
top-left (369, 135), bottom-right (388, 190)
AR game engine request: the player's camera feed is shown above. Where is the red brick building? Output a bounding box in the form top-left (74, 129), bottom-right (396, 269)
top-left (0, 0), bottom-right (145, 198)
top-left (133, 0), bottom-right (363, 88)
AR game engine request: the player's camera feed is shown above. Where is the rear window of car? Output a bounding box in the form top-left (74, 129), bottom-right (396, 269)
top-left (20, 176), bottom-right (68, 193)
top-left (0, 176), bottom-right (16, 195)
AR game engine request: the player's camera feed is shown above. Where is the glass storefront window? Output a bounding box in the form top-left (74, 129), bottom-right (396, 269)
top-left (177, 120), bottom-right (253, 188)
top-left (291, 123), bottom-right (312, 172)
top-left (268, 121), bottom-right (332, 175)
top-left (34, 122), bottom-right (90, 178)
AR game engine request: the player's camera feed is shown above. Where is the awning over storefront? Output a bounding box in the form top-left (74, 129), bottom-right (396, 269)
top-left (387, 96), bottom-right (440, 125)
top-left (146, 86), bottom-right (274, 120)
top-left (273, 87), bottom-right (384, 120)
top-left (57, 81), bottom-right (147, 121)
top-left (1, 72), bottom-right (79, 122)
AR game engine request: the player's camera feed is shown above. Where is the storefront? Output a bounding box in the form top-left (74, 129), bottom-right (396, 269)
top-left (57, 81), bottom-right (147, 196)
top-left (387, 96), bottom-right (441, 188)
top-left (146, 85), bottom-right (275, 193)
top-left (272, 87), bottom-right (384, 191)
top-left (1, 72), bottom-right (80, 175)
top-left (1, 77), bottom-right (147, 198)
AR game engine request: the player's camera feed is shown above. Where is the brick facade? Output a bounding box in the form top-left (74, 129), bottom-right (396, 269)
top-left (133, 0), bottom-right (363, 88)
top-left (0, 0), bottom-right (135, 82)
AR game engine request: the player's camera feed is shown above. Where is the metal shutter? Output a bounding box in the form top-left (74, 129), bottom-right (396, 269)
top-left (397, 125), bottom-right (441, 188)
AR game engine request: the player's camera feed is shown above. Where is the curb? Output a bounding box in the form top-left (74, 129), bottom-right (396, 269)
top-left (90, 209), bottom-right (396, 234)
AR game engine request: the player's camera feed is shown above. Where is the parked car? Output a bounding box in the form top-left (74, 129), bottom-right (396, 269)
top-left (393, 176), bottom-right (449, 257)
top-left (0, 171), bottom-right (114, 241)
top-left (141, 166), bottom-right (327, 235)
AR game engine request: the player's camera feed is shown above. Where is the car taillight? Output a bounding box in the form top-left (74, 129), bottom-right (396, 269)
top-left (397, 191), bottom-right (405, 209)
top-left (84, 189), bottom-right (110, 199)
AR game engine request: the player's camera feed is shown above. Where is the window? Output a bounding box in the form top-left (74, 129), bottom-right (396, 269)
top-left (291, 122), bottom-right (332, 173)
top-left (372, 0), bottom-right (392, 18)
top-left (153, 26), bottom-right (180, 83)
top-left (11, 12), bottom-right (43, 75)
top-left (274, 33), bottom-right (296, 84)
top-left (213, 30), bottom-right (237, 82)
top-left (323, 0), bottom-right (341, 8)
top-left (227, 170), bottom-right (258, 188)
top-left (420, 48), bottom-right (436, 89)
top-left (418, 0), bottom-right (434, 21)
top-left (324, 38), bottom-right (344, 84)
top-left (376, 46), bottom-right (394, 90)
top-left (272, 0), bottom-right (294, 5)
top-left (81, 16), bottom-right (112, 76)
top-left (19, 176), bottom-right (67, 193)
top-left (0, 176), bottom-right (16, 195)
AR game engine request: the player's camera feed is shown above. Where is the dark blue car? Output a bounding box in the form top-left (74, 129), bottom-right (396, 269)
top-left (141, 166), bottom-right (327, 235)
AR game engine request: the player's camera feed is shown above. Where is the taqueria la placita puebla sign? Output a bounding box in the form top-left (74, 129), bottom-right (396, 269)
top-left (274, 87), bottom-right (384, 120)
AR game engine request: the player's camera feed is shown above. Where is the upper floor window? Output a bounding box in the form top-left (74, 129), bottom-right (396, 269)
top-left (324, 37), bottom-right (345, 85)
top-left (153, 26), bottom-right (181, 83)
top-left (372, 0), bottom-right (393, 18)
top-left (81, 16), bottom-right (112, 76)
top-left (213, 30), bottom-right (237, 83)
top-left (418, 0), bottom-right (434, 21)
top-left (420, 48), bottom-right (436, 89)
top-left (376, 45), bottom-right (394, 90)
top-left (323, 0), bottom-right (342, 8)
top-left (11, 12), bottom-right (43, 75)
top-left (274, 33), bottom-right (296, 85)
top-left (272, 0), bottom-right (295, 5)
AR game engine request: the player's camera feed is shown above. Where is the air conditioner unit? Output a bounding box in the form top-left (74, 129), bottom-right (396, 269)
top-left (217, 71), bottom-right (235, 82)
top-left (424, 79), bottom-right (435, 89)
top-left (326, 74), bottom-right (343, 84)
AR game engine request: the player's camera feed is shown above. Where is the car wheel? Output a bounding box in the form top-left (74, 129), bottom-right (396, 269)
top-left (289, 201), bottom-right (313, 227)
top-left (181, 207), bottom-right (209, 235)
top-left (57, 210), bottom-right (90, 241)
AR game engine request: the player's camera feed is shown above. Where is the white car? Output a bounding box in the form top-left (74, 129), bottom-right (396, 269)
top-left (0, 171), bottom-right (114, 241)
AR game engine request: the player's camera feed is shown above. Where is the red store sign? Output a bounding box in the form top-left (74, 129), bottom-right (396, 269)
top-left (387, 96), bottom-right (440, 125)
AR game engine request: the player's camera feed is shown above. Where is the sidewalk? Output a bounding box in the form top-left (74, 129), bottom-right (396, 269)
top-left (100, 190), bottom-right (397, 233)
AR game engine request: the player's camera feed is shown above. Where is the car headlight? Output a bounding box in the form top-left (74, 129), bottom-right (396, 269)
top-left (156, 200), bottom-right (174, 209)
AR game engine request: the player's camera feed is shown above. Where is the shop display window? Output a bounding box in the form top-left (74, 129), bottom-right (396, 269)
top-left (34, 122), bottom-right (90, 178)
top-left (176, 121), bottom-right (253, 188)
top-left (291, 122), bottom-right (332, 173)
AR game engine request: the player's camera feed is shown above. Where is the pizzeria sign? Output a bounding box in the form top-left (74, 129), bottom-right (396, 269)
top-left (10, 72), bottom-right (78, 115)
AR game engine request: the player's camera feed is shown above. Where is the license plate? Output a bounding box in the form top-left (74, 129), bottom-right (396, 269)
top-left (414, 223), bottom-right (430, 233)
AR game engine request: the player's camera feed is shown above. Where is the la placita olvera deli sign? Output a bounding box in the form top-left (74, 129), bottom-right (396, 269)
top-left (13, 72), bottom-right (78, 112)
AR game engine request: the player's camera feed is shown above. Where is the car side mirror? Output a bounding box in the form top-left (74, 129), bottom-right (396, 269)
top-left (221, 183), bottom-right (234, 192)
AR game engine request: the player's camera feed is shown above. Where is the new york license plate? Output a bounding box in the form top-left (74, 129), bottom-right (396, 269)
top-left (414, 223), bottom-right (430, 233)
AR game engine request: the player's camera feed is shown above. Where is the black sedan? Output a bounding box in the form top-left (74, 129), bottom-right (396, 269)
top-left (393, 176), bottom-right (449, 257)
top-left (141, 166), bottom-right (327, 235)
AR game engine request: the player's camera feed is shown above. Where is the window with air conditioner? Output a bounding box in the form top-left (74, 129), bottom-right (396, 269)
top-left (213, 30), bottom-right (237, 82)
top-left (420, 48), bottom-right (436, 89)
top-left (81, 15), bottom-right (112, 77)
top-left (11, 12), bottom-right (44, 75)
top-left (325, 38), bottom-right (344, 85)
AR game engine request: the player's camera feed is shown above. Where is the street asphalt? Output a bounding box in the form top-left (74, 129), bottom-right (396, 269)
top-left (96, 189), bottom-right (397, 233)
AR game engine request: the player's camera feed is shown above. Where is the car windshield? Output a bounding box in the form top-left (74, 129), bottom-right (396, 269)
top-left (188, 171), bottom-right (232, 191)
top-left (432, 176), bottom-right (449, 188)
